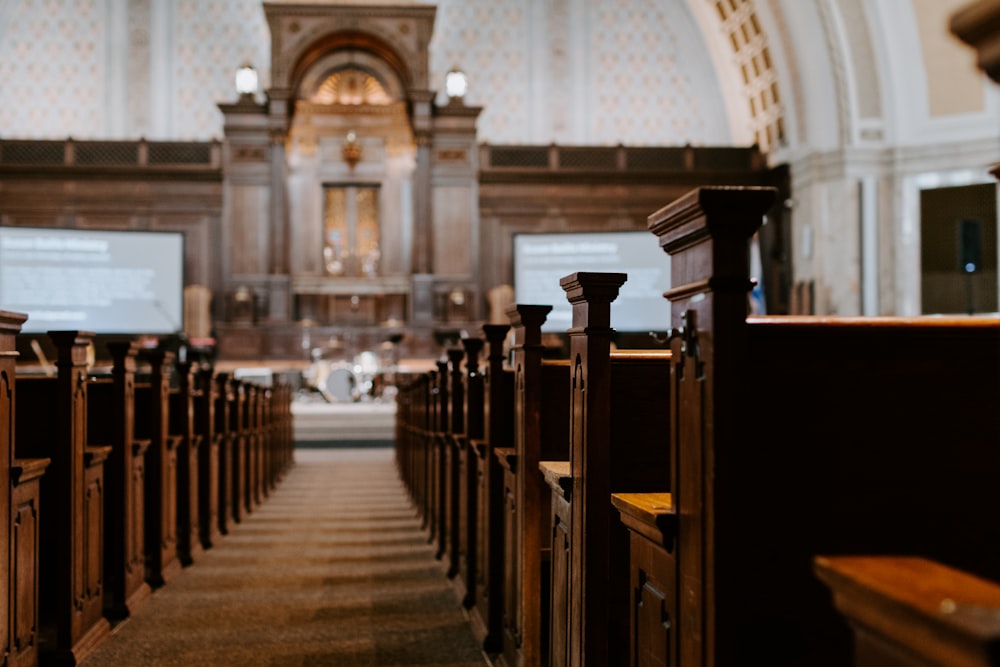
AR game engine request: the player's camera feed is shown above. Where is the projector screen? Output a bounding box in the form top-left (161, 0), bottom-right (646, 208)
top-left (0, 226), bottom-right (185, 335)
top-left (513, 230), bottom-right (670, 333)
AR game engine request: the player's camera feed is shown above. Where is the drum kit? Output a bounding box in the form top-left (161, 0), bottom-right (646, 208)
top-left (301, 340), bottom-right (398, 403)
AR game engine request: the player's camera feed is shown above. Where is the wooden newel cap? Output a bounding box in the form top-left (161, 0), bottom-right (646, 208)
top-left (481, 324), bottom-right (511, 343)
top-left (47, 330), bottom-right (95, 365)
top-left (506, 304), bottom-right (552, 347)
top-left (0, 310), bottom-right (27, 352)
top-left (647, 186), bottom-right (776, 256)
top-left (560, 272), bottom-right (627, 330)
top-left (460, 336), bottom-right (484, 360)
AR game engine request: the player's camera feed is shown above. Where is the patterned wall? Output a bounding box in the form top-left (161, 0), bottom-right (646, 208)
top-left (0, 0), bottom-right (106, 139)
top-left (0, 0), bottom-right (730, 145)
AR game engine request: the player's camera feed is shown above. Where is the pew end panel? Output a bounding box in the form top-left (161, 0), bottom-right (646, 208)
top-left (612, 492), bottom-right (677, 667)
top-left (10, 457), bottom-right (49, 667)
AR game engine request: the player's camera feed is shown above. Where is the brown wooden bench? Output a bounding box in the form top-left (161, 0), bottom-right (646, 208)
top-left (469, 324), bottom-right (513, 654)
top-left (456, 336), bottom-right (485, 611)
top-left (229, 378), bottom-right (248, 526)
top-left (135, 349), bottom-right (181, 588)
top-left (2, 311), bottom-right (49, 667)
top-left (15, 330), bottom-right (111, 664)
top-left (499, 304), bottom-right (571, 667)
top-left (195, 365), bottom-right (220, 550)
top-left (541, 272), bottom-right (672, 666)
top-left (88, 340), bottom-right (152, 622)
top-left (433, 360), bottom-right (449, 563)
top-left (815, 555), bottom-right (1000, 667)
top-left (171, 359), bottom-right (203, 566)
top-left (213, 372), bottom-right (236, 536)
top-left (444, 346), bottom-right (466, 584)
top-left (612, 185), bottom-right (1000, 666)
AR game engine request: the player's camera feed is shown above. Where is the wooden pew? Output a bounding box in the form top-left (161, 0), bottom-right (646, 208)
top-left (2, 311), bottom-right (49, 667)
top-left (457, 336), bottom-right (485, 611)
top-left (445, 347), bottom-right (466, 582)
top-left (88, 340), bottom-right (152, 622)
top-left (396, 370), bottom-right (434, 535)
top-left (196, 365), bottom-right (220, 550)
top-left (612, 185), bottom-right (1000, 666)
top-left (814, 555), bottom-right (1000, 667)
top-left (498, 304), bottom-right (570, 667)
top-left (213, 373), bottom-right (236, 536)
top-left (15, 330), bottom-right (111, 664)
top-left (136, 349), bottom-right (181, 588)
top-left (171, 359), bottom-right (203, 566)
top-left (229, 378), bottom-right (247, 526)
top-left (242, 382), bottom-right (258, 516)
top-left (541, 272), bottom-right (671, 666)
top-left (433, 361), bottom-right (449, 562)
top-left (470, 324), bottom-right (514, 654)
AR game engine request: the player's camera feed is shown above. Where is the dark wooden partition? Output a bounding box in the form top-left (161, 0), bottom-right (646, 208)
top-left (545, 272), bottom-right (671, 666)
top-left (136, 349), bottom-right (181, 588)
top-left (445, 347), bottom-right (465, 583)
top-left (624, 185), bottom-right (1000, 666)
top-left (433, 361), bottom-right (449, 564)
top-left (500, 304), bottom-right (571, 667)
top-left (196, 365), bottom-right (219, 550)
top-left (92, 340), bottom-right (152, 622)
top-left (213, 373), bottom-right (233, 536)
top-left (172, 360), bottom-right (202, 566)
top-left (15, 331), bottom-right (111, 665)
top-left (470, 324), bottom-right (513, 654)
top-left (458, 336), bottom-right (485, 611)
top-left (3, 311), bottom-right (48, 667)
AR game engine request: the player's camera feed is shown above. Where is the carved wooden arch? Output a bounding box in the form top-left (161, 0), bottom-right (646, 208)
top-left (288, 30), bottom-right (414, 105)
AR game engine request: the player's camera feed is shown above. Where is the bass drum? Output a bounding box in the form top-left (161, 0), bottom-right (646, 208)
top-left (324, 363), bottom-right (357, 402)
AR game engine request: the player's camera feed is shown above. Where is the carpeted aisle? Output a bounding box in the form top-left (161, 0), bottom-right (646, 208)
top-left (81, 447), bottom-right (490, 667)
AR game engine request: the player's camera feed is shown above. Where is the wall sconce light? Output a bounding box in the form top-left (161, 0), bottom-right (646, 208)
top-left (235, 62), bottom-right (258, 98)
top-left (342, 130), bottom-right (362, 169)
top-left (445, 66), bottom-right (468, 102)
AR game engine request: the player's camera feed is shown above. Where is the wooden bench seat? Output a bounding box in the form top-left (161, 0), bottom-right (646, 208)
top-left (615, 185), bottom-right (1000, 666)
top-left (814, 555), bottom-right (1000, 667)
